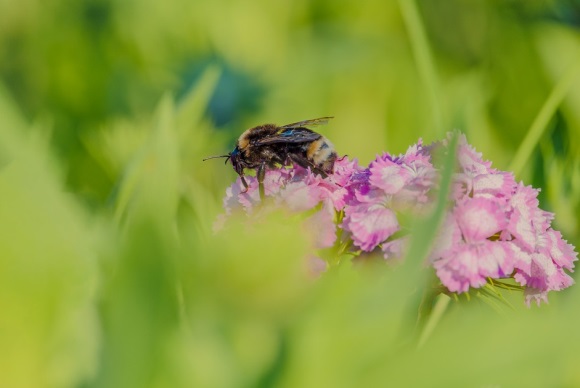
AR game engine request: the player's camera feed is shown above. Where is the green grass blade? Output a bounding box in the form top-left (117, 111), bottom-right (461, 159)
top-left (398, 0), bottom-right (443, 134)
top-left (509, 60), bottom-right (580, 176)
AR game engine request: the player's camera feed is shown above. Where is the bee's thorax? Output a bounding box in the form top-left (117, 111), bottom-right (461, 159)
top-left (237, 129), bottom-right (251, 151)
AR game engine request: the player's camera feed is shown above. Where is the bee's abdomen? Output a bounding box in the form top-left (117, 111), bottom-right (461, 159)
top-left (307, 137), bottom-right (337, 174)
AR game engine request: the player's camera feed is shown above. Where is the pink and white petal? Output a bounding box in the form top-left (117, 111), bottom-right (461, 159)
top-left (455, 197), bottom-right (507, 242)
top-left (548, 268), bottom-right (575, 291)
top-left (523, 288), bottom-right (549, 307)
top-left (331, 157), bottom-right (364, 187)
top-left (354, 185), bottom-right (386, 205)
top-left (393, 165), bottom-right (437, 208)
top-left (232, 177), bottom-right (262, 213)
top-left (306, 201), bottom-right (337, 249)
top-left (280, 181), bottom-right (323, 212)
top-left (530, 208), bottom-right (553, 237)
top-left (522, 269), bottom-right (574, 306)
top-left (306, 255), bottom-right (328, 278)
top-left (401, 139), bottom-right (433, 166)
top-left (514, 252), bottom-right (555, 291)
top-left (212, 213), bottom-right (228, 232)
top-left (507, 210), bottom-right (536, 253)
top-left (455, 134), bottom-right (492, 174)
top-left (223, 181), bottom-right (242, 215)
top-left (342, 204), bottom-right (399, 252)
top-left (450, 173), bottom-right (473, 202)
top-left (476, 241), bottom-right (515, 279)
top-left (313, 175), bottom-right (348, 210)
top-left (262, 169), bottom-right (291, 195)
top-left (510, 183), bottom-right (540, 212)
top-left (435, 247), bottom-right (482, 293)
top-left (435, 240), bottom-right (515, 294)
top-left (473, 171), bottom-right (516, 199)
top-left (369, 157), bottom-right (412, 194)
top-left (546, 229), bottom-right (578, 270)
top-left (339, 169), bottom-right (371, 206)
top-left (329, 186), bottom-right (349, 210)
top-left (413, 164), bottom-right (438, 187)
top-left (429, 212), bottom-right (462, 262)
top-left (508, 241), bottom-right (532, 274)
top-left (382, 236), bottom-right (409, 261)
top-left (392, 188), bottom-right (425, 210)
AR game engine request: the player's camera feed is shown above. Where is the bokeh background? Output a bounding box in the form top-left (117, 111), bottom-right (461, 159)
top-left (1, 0), bottom-right (580, 387)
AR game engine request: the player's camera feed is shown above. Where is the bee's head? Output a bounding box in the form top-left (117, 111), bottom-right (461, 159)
top-left (228, 147), bottom-right (245, 176)
top-left (202, 147), bottom-right (245, 180)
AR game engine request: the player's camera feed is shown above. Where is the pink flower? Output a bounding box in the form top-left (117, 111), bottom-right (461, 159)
top-left (432, 198), bottom-right (515, 292)
top-left (510, 228), bottom-right (577, 306)
top-left (436, 241), bottom-right (515, 293)
top-left (451, 135), bottom-right (516, 204)
top-left (341, 203), bottom-right (399, 251)
top-left (368, 140), bottom-right (437, 208)
top-left (215, 132), bottom-right (577, 306)
top-left (429, 137), bottom-right (577, 304)
top-left (341, 141), bottom-right (437, 253)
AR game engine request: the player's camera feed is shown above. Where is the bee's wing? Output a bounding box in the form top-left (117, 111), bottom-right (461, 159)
top-left (254, 128), bottom-right (321, 146)
top-left (280, 116), bottom-right (333, 129)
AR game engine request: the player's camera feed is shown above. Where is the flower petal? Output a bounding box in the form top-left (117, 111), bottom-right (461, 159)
top-left (430, 212), bottom-right (462, 261)
top-left (455, 197), bottom-right (507, 242)
top-left (306, 200), bottom-right (337, 249)
top-left (546, 229), bottom-right (578, 271)
top-left (455, 133), bottom-right (492, 174)
top-left (473, 171), bottom-right (516, 201)
top-left (342, 204), bottom-right (399, 251)
top-left (369, 158), bottom-right (411, 194)
top-left (434, 240), bottom-right (514, 293)
top-left (382, 237), bottom-right (409, 260)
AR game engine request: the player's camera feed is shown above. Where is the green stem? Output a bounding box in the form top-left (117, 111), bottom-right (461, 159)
top-left (417, 293), bottom-right (450, 348)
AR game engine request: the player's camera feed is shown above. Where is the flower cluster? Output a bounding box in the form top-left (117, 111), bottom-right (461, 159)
top-left (218, 134), bottom-right (577, 305)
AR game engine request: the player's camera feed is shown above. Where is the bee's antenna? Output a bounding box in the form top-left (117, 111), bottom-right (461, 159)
top-left (202, 154), bottom-right (230, 162)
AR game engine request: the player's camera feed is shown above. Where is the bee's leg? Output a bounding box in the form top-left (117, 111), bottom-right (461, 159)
top-left (288, 154), bottom-right (328, 178)
top-left (240, 175), bottom-right (249, 192)
top-left (257, 162), bottom-right (266, 200)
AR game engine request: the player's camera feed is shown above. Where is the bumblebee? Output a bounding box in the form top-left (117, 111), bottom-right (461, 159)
top-left (204, 117), bottom-right (337, 199)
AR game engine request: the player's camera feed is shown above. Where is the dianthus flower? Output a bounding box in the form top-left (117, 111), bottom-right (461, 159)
top-left (341, 140), bottom-right (437, 254)
top-left (216, 133), bottom-right (577, 306)
top-left (429, 135), bottom-right (577, 306)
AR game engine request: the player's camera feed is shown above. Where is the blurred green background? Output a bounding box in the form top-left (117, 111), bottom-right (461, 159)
top-left (1, 0), bottom-right (580, 387)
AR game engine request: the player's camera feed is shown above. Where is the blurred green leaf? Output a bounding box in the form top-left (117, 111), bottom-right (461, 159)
top-left (0, 87), bottom-right (98, 388)
top-left (96, 94), bottom-right (183, 387)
